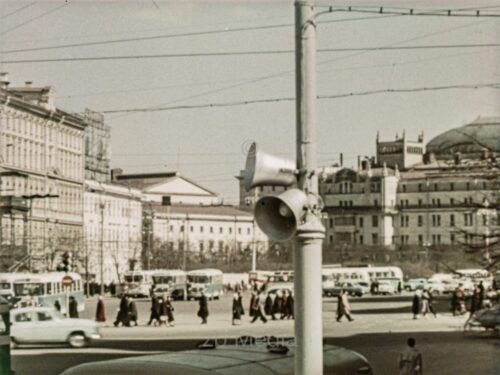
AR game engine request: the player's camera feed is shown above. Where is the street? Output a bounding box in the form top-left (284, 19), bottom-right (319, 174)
top-left (11, 292), bottom-right (500, 375)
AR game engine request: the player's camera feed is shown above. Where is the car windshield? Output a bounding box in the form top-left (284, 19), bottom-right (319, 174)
top-left (13, 282), bottom-right (44, 296)
top-left (188, 275), bottom-right (209, 283)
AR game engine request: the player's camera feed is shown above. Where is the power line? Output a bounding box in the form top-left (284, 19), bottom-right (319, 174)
top-left (3, 43), bottom-right (500, 64)
top-left (0, 13), bottom-right (394, 55)
top-left (98, 83), bottom-right (500, 114)
top-left (0, 1), bottom-right (70, 36)
top-left (0, 2), bottom-right (38, 20)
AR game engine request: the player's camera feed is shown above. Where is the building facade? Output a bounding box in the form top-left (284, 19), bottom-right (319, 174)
top-left (83, 180), bottom-right (142, 284)
top-left (0, 74), bottom-right (86, 272)
top-left (320, 117), bottom-right (500, 249)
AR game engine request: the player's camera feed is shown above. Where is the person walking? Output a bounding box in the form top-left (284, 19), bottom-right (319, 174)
top-left (165, 296), bottom-right (175, 327)
top-left (284, 290), bottom-right (294, 320)
top-left (251, 291), bottom-right (267, 324)
top-left (464, 285), bottom-right (482, 329)
top-left (95, 296), bottom-right (106, 323)
top-left (114, 295), bottom-right (130, 327)
top-left (68, 296), bottom-right (79, 318)
top-left (232, 291), bottom-right (244, 325)
top-left (129, 298), bottom-right (139, 326)
top-left (271, 290), bottom-right (283, 320)
top-left (147, 294), bottom-right (161, 326)
top-left (412, 290), bottom-right (421, 320)
top-left (264, 292), bottom-right (274, 318)
top-left (54, 299), bottom-right (61, 312)
top-left (422, 289), bottom-right (437, 318)
top-left (336, 290), bottom-right (353, 322)
top-left (398, 337), bottom-right (423, 375)
top-left (197, 292), bottom-right (209, 324)
top-left (420, 289), bottom-right (430, 318)
top-left (249, 291), bottom-right (257, 318)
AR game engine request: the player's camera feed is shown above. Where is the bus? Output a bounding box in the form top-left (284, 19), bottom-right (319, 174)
top-left (268, 270), bottom-right (294, 284)
top-left (123, 270), bottom-right (155, 298)
top-left (151, 270), bottom-right (187, 300)
top-left (0, 273), bottom-right (31, 302)
top-left (323, 268), bottom-right (371, 285)
top-left (322, 270), bottom-right (335, 291)
top-left (187, 269), bottom-right (224, 300)
top-left (12, 272), bottom-right (85, 313)
top-left (455, 269), bottom-right (493, 288)
top-left (248, 270), bottom-right (274, 290)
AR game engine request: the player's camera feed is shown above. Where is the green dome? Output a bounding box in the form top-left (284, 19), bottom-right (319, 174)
top-left (426, 117), bottom-right (500, 156)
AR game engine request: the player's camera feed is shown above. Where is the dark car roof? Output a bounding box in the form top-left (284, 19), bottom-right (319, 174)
top-left (61, 344), bottom-right (371, 375)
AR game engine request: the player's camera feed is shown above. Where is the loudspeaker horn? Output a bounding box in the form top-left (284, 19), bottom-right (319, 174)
top-left (254, 189), bottom-right (308, 241)
top-left (244, 142), bottom-right (296, 191)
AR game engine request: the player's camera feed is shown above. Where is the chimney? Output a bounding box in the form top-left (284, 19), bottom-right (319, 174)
top-left (357, 155), bottom-right (361, 170)
top-left (111, 168), bottom-right (123, 181)
top-left (25, 81), bottom-right (33, 88)
top-left (340, 153), bottom-right (343, 167)
top-left (0, 72), bottom-right (9, 89)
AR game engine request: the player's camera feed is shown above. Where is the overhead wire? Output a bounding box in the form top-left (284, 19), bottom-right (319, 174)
top-left (0, 2), bottom-right (38, 20)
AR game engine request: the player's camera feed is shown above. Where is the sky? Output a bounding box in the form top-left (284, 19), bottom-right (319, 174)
top-left (1, 0), bottom-right (499, 204)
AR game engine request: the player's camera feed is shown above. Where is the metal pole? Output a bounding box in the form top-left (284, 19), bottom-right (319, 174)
top-left (294, 2), bottom-right (324, 375)
top-left (251, 219), bottom-right (257, 272)
top-left (99, 202), bottom-right (105, 295)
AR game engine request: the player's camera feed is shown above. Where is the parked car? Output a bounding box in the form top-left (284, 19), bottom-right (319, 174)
top-left (356, 282), bottom-right (371, 294)
top-left (10, 306), bottom-right (101, 348)
top-left (416, 280), bottom-right (445, 294)
top-left (376, 280), bottom-right (396, 295)
top-left (323, 282), bottom-right (364, 297)
top-left (469, 304), bottom-right (500, 330)
top-left (60, 342), bottom-right (374, 375)
top-left (266, 283), bottom-right (294, 297)
top-left (404, 278), bottom-right (427, 291)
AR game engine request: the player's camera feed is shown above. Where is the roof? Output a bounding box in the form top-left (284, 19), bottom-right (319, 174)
top-left (187, 269), bottom-right (223, 276)
top-left (426, 116), bottom-right (500, 156)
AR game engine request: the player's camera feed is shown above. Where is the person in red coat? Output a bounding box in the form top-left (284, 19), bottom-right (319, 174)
top-left (95, 296), bottom-right (106, 323)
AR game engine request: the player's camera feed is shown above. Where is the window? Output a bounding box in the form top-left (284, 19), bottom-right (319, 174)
top-left (464, 213), bottom-right (473, 226)
top-left (190, 226), bottom-right (194, 233)
top-left (15, 312), bottom-right (32, 322)
top-left (329, 235), bottom-right (333, 244)
top-left (450, 234), bottom-right (455, 244)
top-left (372, 216), bottom-right (378, 227)
top-left (450, 198), bottom-right (454, 206)
top-left (466, 182), bottom-right (470, 191)
top-left (374, 199), bottom-right (378, 207)
top-left (219, 227), bottom-right (223, 234)
top-left (229, 227), bottom-right (232, 234)
top-left (418, 199), bottom-right (422, 207)
top-left (450, 183), bottom-right (454, 191)
top-left (372, 233), bottom-right (379, 245)
top-left (483, 215), bottom-right (487, 226)
top-left (450, 214), bottom-right (455, 227)
top-left (200, 226), bottom-right (204, 233)
top-left (210, 227), bottom-right (213, 233)
top-left (432, 215), bottom-right (441, 227)
top-left (37, 311), bottom-right (53, 321)
top-left (418, 215), bottom-right (423, 227)
top-left (418, 235), bottom-right (423, 245)
top-left (359, 235), bottom-right (363, 245)
top-left (199, 241), bottom-right (204, 252)
top-left (434, 183), bottom-right (438, 191)
top-left (359, 217), bottom-right (364, 227)
top-left (418, 184), bottom-right (422, 192)
top-left (180, 225), bottom-right (184, 232)
top-left (238, 228), bottom-right (242, 235)
top-left (247, 228), bottom-right (251, 235)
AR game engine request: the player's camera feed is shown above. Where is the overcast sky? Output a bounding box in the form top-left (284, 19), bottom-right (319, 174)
top-left (1, 0), bottom-right (499, 203)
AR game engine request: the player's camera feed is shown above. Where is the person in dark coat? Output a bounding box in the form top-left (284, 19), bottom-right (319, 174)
top-left (249, 291), bottom-right (257, 318)
top-left (232, 292), bottom-right (244, 325)
top-left (464, 286), bottom-right (482, 329)
top-left (95, 296), bottom-right (106, 322)
top-left (129, 298), bottom-right (139, 326)
top-left (114, 295), bottom-right (130, 327)
top-left (280, 292), bottom-right (288, 320)
top-left (165, 296), bottom-right (175, 327)
top-left (68, 296), bottom-right (78, 318)
top-left (54, 299), bottom-right (61, 312)
top-left (285, 290), bottom-right (294, 320)
top-left (271, 290), bottom-right (283, 320)
top-left (412, 290), bottom-right (421, 319)
top-left (147, 294), bottom-right (161, 326)
top-left (197, 292), bottom-right (209, 324)
top-left (264, 293), bottom-right (274, 316)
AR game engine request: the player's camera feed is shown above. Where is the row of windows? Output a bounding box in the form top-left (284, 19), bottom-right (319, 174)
top-left (168, 224), bottom-right (253, 236)
top-left (330, 232), bottom-right (484, 246)
top-left (400, 181), bottom-right (491, 193)
top-left (399, 197), bottom-right (477, 207)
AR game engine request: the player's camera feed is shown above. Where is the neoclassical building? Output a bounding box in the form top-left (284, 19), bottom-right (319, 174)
top-left (0, 74), bottom-right (86, 271)
top-left (320, 117), bottom-right (499, 249)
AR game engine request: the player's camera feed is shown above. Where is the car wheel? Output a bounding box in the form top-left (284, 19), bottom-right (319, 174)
top-left (68, 332), bottom-right (88, 348)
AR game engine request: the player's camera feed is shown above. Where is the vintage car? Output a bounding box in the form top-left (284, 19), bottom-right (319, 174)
top-left (10, 306), bottom-right (101, 348)
top-left (469, 304), bottom-right (500, 331)
top-left (323, 282), bottom-right (364, 297)
top-left (60, 340), bottom-right (373, 375)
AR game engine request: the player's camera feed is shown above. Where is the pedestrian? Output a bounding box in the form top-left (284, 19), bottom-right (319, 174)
top-left (251, 291), bottom-right (267, 324)
top-left (232, 291), bottom-right (244, 325)
top-left (412, 290), bottom-right (421, 319)
top-left (129, 298), bottom-right (139, 326)
top-left (272, 290), bottom-right (283, 320)
top-left (197, 291), bottom-right (209, 324)
top-left (68, 296), bottom-right (78, 318)
top-left (398, 337), bottom-right (423, 375)
top-left (114, 295), bottom-right (130, 327)
top-left (285, 290), bottom-right (294, 320)
top-left (464, 285), bottom-right (482, 329)
top-left (249, 291), bottom-right (257, 318)
top-left (336, 290), bottom-right (354, 322)
top-left (54, 299), bottom-right (61, 312)
top-left (280, 291), bottom-right (288, 320)
top-left (422, 289), bottom-right (437, 318)
top-left (95, 296), bottom-right (106, 323)
top-left (398, 281), bottom-right (403, 294)
top-left (478, 281), bottom-right (485, 308)
top-left (148, 294), bottom-right (161, 326)
top-left (109, 281), bottom-right (116, 296)
top-left (165, 296), bottom-right (175, 327)
top-left (420, 289), bottom-right (430, 318)
top-left (264, 292), bottom-right (274, 317)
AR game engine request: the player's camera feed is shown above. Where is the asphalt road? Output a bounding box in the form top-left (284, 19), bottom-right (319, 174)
top-left (10, 292), bottom-right (500, 375)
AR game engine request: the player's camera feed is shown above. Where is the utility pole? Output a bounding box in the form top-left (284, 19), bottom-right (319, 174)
top-left (99, 202), bottom-right (105, 295)
top-left (294, 2), bottom-right (325, 375)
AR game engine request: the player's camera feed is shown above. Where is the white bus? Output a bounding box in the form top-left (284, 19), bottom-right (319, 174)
top-left (187, 269), bottom-right (224, 300)
top-left (323, 268), bottom-right (371, 285)
top-left (151, 270), bottom-right (187, 300)
top-left (123, 270), bottom-right (155, 298)
top-left (455, 269), bottom-right (493, 288)
top-left (0, 273), bottom-right (31, 302)
top-left (12, 272), bottom-right (84, 313)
